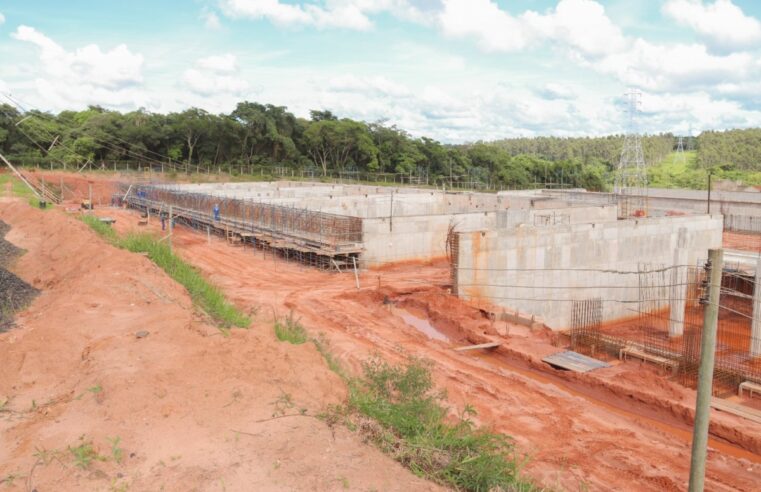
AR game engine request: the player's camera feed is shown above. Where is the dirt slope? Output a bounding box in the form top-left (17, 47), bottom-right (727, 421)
top-left (0, 199), bottom-right (441, 492)
top-left (95, 206), bottom-right (761, 492)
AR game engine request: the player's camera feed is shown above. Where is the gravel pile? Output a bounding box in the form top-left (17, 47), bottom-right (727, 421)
top-left (0, 221), bottom-right (23, 267)
top-left (0, 220), bottom-right (38, 331)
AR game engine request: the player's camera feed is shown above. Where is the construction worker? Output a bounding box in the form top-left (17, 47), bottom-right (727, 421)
top-left (213, 203), bottom-right (220, 221)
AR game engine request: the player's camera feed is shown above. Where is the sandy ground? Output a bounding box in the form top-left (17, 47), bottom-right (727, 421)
top-left (80, 203), bottom-right (761, 492)
top-left (0, 199), bottom-right (442, 492)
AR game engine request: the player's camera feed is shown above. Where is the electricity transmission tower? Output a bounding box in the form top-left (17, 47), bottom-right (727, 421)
top-left (675, 135), bottom-right (686, 165)
top-left (614, 89), bottom-right (648, 217)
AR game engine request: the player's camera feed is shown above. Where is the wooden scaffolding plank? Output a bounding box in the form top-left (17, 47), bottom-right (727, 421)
top-left (453, 342), bottom-right (501, 352)
top-left (711, 398), bottom-right (761, 425)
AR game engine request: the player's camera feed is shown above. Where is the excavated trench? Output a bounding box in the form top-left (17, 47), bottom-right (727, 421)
top-left (391, 292), bottom-right (761, 462)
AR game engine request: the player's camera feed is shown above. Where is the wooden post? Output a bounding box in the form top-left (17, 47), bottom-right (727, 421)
top-left (88, 182), bottom-right (93, 213)
top-left (688, 248), bottom-right (723, 492)
top-left (207, 225), bottom-right (211, 245)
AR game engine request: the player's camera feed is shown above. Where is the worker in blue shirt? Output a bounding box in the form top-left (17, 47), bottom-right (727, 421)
top-left (213, 203), bottom-right (220, 221)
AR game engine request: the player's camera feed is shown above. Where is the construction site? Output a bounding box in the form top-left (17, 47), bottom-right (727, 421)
top-left (1, 163), bottom-right (760, 490)
top-left (0, 92), bottom-right (760, 492)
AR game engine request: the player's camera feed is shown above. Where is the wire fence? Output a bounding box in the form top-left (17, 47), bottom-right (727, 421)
top-left (569, 262), bottom-right (761, 395)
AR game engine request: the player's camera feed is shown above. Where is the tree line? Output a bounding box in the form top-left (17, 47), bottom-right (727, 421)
top-left (1, 101), bottom-right (757, 191)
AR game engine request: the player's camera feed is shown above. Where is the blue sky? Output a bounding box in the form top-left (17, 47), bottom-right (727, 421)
top-left (2, 0), bottom-right (761, 142)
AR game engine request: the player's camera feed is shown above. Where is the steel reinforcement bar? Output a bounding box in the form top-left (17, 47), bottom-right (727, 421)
top-left (125, 185), bottom-right (363, 255)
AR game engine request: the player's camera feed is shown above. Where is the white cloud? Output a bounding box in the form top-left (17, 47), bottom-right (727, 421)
top-left (219, 0), bottom-right (370, 29)
top-left (437, 0), bottom-right (627, 56)
top-left (10, 25), bottom-right (148, 110)
top-left (327, 74), bottom-right (410, 98)
top-left (438, 0), bottom-right (533, 51)
top-left (537, 83), bottom-right (576, 100)
top-left (0, 12), bottom-right (5, 25)
top-left (218, 0), bottom-right (431, 30)
top-left (662, 0), bottom-right (761, 52)
top-left (182, 54), bottom-right (248, 97)
top-left (196, 53), bottom-right (238, 72)
top-left (592, 39), bottom-right (760, 95)
top-left (527, 0), bottom-right (628, 57)
top-left (201, 9), bottom-right (222, 29)
top-left (436, 0), bottom-right (761, 98)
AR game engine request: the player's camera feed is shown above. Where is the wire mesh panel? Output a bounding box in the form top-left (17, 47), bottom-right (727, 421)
top-left (448, 227), bottom-right (459, 295)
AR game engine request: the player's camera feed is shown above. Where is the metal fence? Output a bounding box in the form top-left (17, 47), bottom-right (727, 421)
top-left (571, 263), bottom-right (761, 395)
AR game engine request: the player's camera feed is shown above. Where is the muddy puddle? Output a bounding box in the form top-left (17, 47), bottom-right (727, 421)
top-left (391, 306), bottom-right (450, 342)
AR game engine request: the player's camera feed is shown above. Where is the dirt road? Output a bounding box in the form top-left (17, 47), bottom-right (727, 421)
top-left (97, 206), bottom-right (761, 491)
top-left (0, 199), bottom-right (442, 491)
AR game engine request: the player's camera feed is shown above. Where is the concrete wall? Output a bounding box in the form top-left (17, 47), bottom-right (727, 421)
top-left (454, 214), bottom-right (723, 330)
top-left (160, 181), bottom-right (571, 218)
top-left (540, 189), bottom-right (761, 217)
top-left (361, 211), bottom-right (497, 267)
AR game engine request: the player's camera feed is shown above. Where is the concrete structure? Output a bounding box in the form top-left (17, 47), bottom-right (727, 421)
top-left (531, 187), bottom-right (761, 218)
top-left (452, 214), bottom-right (723, 330)
top-left (127, 180), bottom-right (740, 335)
top-left (138, 181), bottom-right (615, 268)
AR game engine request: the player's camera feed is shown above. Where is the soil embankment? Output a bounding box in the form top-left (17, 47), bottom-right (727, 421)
top-left (0, 200), bottom-right (441, 491)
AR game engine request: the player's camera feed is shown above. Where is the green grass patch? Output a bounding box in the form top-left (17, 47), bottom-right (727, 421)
top-left (348, 357), bottom-right (536, 491)
top-left (68, 439), bottom-right (107, 470)
top-left (0, 173), bottom-right (50, 209)
top-left (273, 311), bottom-right (308, 344)
top-left (306, 333), bottom-right (537, 491)
top-left (79, 215), bottom-right (118, 242)
top-left (79, 216), bottom-right (249, 330)
top-left (648, 151), bottom-right (761, 189)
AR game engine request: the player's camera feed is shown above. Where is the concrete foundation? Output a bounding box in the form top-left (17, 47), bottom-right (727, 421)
top-left (131, 181), bottom-right (726, 332)
top-left (453, 214), bottom-right (723, 330)
top-left (149, 181), bottom-right (617, 268)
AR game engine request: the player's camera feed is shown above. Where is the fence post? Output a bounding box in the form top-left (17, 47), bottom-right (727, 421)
top-left (168, 205), bottom-right (173, 253)
top-left (688, 248), bottom-right (723, 492)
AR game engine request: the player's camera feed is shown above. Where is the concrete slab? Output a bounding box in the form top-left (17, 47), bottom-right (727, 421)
top-left (543, 351), bottom-right (611, 372)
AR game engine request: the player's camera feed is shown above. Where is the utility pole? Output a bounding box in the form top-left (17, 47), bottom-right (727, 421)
top-left (688, 248), bottom-right (723, 492)
top-left (707, 172), bottom-right (712, 214)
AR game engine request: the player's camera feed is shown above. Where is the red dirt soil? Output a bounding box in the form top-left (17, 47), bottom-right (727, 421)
top-left (724, 231), bottom-right (761, 253)
top-left (93, 202), bottom-right (761, 492)
top-left (0, 198), bottom-right (441, 491)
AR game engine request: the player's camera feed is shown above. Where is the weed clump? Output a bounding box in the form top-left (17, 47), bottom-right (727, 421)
top-left (348, 357), bottom-right (535, 492)
top-left (273, 311), bottom-right (308, 344)
top-left (68, 439), bottom-right (107, 469)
